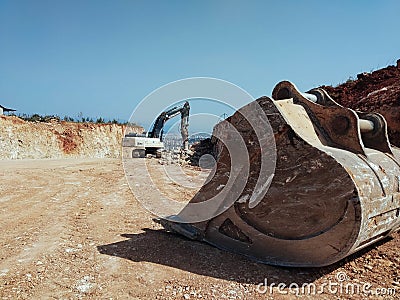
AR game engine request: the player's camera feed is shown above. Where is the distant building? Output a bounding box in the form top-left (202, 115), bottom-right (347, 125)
top-left (0, 105), bottom-right (16, 115)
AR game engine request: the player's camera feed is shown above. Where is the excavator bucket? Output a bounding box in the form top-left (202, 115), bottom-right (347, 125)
top-left (158, 81), bottom-right (400, 267)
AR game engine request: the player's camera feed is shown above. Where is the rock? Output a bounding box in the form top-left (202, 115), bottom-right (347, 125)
top-left (357, 72), bottom-right (369, 80)
top-left (365, 264), bottom-right (373, 270)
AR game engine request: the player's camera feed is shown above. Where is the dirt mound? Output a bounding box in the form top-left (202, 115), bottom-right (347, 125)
top-left (190, 60), bottom-right (400, 162)
top-left (320, 59), bottom-right (400, 147)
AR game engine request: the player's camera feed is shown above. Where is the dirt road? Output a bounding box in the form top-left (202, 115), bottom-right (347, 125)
top-left (0, 159), bottom-right (399, 299)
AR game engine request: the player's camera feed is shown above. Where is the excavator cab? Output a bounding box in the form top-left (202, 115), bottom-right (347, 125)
top-left (123, 101), bottom-right (190, 158)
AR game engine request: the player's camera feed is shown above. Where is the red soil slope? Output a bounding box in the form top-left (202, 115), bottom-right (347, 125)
top-left (321, 59), bottom-right (400, 147)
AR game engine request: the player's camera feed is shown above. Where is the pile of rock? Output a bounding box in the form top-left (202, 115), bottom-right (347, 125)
top-left (188, 138), bottom-right (216, 166)
top-left (157, 149), bottom-right (193, 166)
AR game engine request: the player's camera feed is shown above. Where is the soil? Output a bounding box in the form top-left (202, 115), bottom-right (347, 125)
top-left (320, 59), bottom-right (400, 147)
top-left (0, 159), bottom-right (398, 299)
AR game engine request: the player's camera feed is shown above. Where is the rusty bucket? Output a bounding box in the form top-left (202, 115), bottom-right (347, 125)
top-left (159, 81), bottom-right (400, 267)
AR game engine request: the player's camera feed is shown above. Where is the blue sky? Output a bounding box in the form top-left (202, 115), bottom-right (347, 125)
top-left (0, 0), bottom-right (399, 130)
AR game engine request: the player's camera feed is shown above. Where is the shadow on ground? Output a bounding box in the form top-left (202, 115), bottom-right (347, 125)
top-left (97, 228), bottom-right (392, 285)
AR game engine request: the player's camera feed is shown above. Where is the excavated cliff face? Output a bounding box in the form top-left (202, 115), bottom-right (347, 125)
top-left (0, 116), bottom-right (143, 159)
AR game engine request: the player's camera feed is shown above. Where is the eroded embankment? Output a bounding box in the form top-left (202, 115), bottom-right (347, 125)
top-left (0, 116), bottom-right (142, 159)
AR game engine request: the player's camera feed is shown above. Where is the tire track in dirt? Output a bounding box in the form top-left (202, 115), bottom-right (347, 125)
top-left (26, 159), bottom-right (153, 298)
top-left (0, 159), bottom-right (130, 298)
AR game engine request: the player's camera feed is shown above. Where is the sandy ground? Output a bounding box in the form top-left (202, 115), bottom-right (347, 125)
top-left (0, 158), bottom-right (399, 299)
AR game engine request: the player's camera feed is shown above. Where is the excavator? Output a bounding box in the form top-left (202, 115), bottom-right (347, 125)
top-left (158, 81), bottom-right (400, 267)
top-left (123, 101), bottom-right (190, 158)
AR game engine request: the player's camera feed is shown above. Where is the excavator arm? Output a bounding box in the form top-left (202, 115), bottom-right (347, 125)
top-left (180, 102), bottom-right (190, 150)
top-left (148, 101), bottom-right (190, 149)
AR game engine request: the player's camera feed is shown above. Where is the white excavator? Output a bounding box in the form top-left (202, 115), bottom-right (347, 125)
top-left (122, 101), bottom-right (190, 158)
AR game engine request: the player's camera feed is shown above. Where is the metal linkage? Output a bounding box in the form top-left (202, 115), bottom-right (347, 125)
top-left (302, 92), bottom-right (375, 133)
